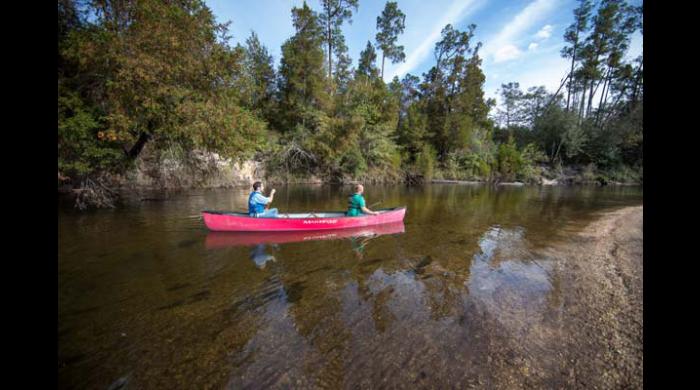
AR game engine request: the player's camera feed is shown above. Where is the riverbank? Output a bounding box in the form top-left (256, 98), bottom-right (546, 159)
top-left (474, 205), bottom-right (643, 389)
top-left (58, 150), bottom-right (641, 209)
top-left (431, 179), bottom-right (639, 186)
top-left (545, 206), bottom-right (643, 388)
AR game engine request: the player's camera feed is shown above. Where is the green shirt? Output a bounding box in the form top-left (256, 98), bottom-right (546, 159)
top-left (346, 193), bottom-right (366, 216)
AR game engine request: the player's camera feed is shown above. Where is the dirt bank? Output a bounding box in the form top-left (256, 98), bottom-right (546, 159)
top-left (545, 206), bottom-right (643, 388)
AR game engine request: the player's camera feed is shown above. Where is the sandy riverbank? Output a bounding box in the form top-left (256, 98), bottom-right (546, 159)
top-left (545, 206), bottom-right (643, 388)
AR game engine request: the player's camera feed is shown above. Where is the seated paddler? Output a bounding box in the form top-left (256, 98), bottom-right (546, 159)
top-left (248, 181), bottom-right (278, 218)
top-left (346, 184), bottom-right (379, 216)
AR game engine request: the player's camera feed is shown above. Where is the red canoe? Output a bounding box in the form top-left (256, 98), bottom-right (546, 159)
top-left (202, 207), bottom-right (406, 232)
top-left (205, 221), bottom-right (405, 248)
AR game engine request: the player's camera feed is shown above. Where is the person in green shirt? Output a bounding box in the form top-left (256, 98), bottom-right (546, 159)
top-left (346, 184), bottom-right (379, 217)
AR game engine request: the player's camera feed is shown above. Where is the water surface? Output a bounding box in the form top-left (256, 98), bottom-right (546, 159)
top-left (58, 184), bottom-right (642, 389)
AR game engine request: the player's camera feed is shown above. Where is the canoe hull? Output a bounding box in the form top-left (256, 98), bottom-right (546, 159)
top-left (202, 207), bottom-right (406, 232)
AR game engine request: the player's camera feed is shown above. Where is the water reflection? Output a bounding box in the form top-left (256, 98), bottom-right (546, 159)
top-left (58, 185), bottom-right (642, 388)
top-left (250, 244), bottom-right (277, 269)
top-left (205, 221), bottom-right (405, 248)
top-left (223, 222), bottom-right (570, 387)
top-left (205, 222), bottom-right (405, 270)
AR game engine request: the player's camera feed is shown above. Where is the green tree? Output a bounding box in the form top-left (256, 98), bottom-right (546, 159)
top-left (594, 1), bottom-right (639, 125)
top-left (395, 74), bottom-right (428, 163)
top-left (243, 31), bottom-right (276, 116)
top-left (561, 0), bottom-right (593, 111)
top-left (375, 1), bottom-right (406, 79)
top-left (319, 0), bottom-right (359, 82)
top-left (496, 82), bottom-right (525, 129)
top-left (497, 136), bottom-right (522, 182)
top-left (59, 0), bottom-right (267, 181)
top-left (579, 0), bottom-right (632, 118)
top-left (278, 2), bottom-right (329, 130)
top-left (356, 41), bottom-right (379, 79)
top-left (337, 68), bottom-right (401, 179)
top-left (422, 24), bottom-right (481, 162)
top-left (533, 103), bottom-right (583, 164)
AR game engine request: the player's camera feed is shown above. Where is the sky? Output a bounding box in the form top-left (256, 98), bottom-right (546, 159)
top-left (205, 0), bottom-right (642, 104)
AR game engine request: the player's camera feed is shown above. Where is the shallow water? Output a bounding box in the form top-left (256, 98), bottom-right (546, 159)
top-left (58, 184), bottom-right (642, 389)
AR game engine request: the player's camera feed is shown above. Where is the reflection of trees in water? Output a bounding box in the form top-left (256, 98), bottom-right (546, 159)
top-left (276, 242), bottom-right (353, 387)
top-left (61, 184), bottom-right (642, 388)
top-left (225, 220), bottom-right (584, 388)
top-left (336, 222), bottom-right (574, 387)
top-left (113, 261), bottom-right (269, 388)
top-left (59, 227), bottom-right (275, 388)
top-left (226, 228), bottom-right (409, 387)
top-left (458, 225), bottom-right (578, 388)
top-left (226, 185), bottom-right (639, 387)
top-left (225, 185), bottom-right (638, 387)
top-left (225, 239), bottom-right (358, 388)
top-left (415, 185), bottom-right (636, 251)
top-left (350, 257), bottom-right (397, 334)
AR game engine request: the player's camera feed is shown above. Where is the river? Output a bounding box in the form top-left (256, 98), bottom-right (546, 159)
top-left (58, 184), bottom-right (642, 389)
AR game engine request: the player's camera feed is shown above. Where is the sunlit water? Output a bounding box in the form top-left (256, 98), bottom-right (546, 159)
top-left (58, 184), bottom-right (642, 389)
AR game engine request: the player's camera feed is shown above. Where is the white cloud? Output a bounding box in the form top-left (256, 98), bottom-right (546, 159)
top-left (494, 45), bottom-right (522, 63)
top-left (535, 24), bottom-right (553, 40)
top-left (485, 54), bottom-right (569, 103)
top-left (482, 0), bottom-right (559, 64)
top-left (528, 42), bottom-right (539, 51)
top-left (387, 0), bottom-right (484, 81)
top-left (625, 31), bottom-right (643, 61)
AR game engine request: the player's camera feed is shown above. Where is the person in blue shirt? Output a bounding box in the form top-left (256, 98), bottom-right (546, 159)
top-left (248, 181), bottom-right (278, 218)
top-left (346, 184), bottom-right (379, 217)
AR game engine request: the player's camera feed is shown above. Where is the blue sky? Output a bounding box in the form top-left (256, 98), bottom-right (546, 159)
top-left (205, 0), bottom-right (642, 104)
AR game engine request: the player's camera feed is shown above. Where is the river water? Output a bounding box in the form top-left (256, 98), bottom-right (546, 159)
top-left (58, 184), bottom-right (642, 389)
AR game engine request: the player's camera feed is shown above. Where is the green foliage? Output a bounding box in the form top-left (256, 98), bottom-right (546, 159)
top-left (242, 32), bottom-right (276, 117)
top-left (497, 137), bottom-right (522, 182)
top-left (278, 3), bottom-right (329, 130)
top-left (420, 24), bottom-right (488, 162)
top-left (533, 105), bottom-right (581, 163)
top-left (519, 143), bottom-right (548, 182)
top-left (339, 148), bottom-right (367, 177)
top-left (57, 0), bottom-right (642, 192)
top-left (58, 90), bottom-right (125, 178)
top-left (604, 164), bottom-right (641, 183)
top-left (460, 152), bottom-right (492, 179)
top-left (493, 139), bottom-right (545, 183)
top-left (58, 0), bottom-right (269, 183)
top-left (181, 94), bottom-right (268, 162)
top-left (356, 41), bottom-right (379, 79)
top-left (266, 108), bottom-right (334, 177)
top-left (319, 0), bottom-right (359, 82)
top-left (337, 73), bottom-right (402, 178)
top-left (375, 1), bottom-right (406, 77)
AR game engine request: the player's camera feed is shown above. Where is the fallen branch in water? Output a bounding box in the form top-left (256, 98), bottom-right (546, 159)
top-left (74, 176), bottom-right (118, 210)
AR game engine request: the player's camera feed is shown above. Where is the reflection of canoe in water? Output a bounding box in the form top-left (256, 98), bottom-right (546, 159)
top-left (205, 221), bottom-right (405, 248)
top-left (202, 207), bottom-right (406, 232)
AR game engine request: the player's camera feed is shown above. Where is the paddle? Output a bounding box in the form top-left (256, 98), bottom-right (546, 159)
top-left (368, 200), bottom-right (383, 213)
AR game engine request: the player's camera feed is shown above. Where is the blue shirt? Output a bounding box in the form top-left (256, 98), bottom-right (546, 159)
top-left (249, 191), bottom-right (270, 215)
top-left (250, 191), bottom-right (270, 205)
